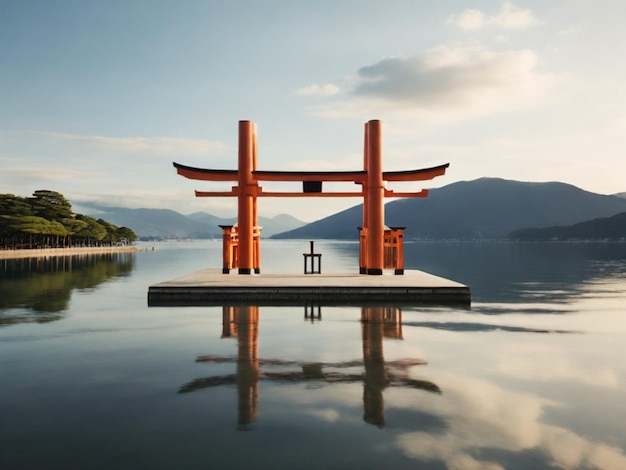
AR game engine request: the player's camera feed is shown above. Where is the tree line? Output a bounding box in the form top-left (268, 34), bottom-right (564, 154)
top-left (0, 190), bottom-right (138, 250)
top-left (508, 211), bottom-right (626, 241)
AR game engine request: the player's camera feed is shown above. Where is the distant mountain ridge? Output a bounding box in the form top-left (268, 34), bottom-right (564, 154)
top-left (271, 178), bottom-right (626, 240)
top-left (78, 178), bottom-right (626, 241)
top-left (509, 211), bottom-right (626, 241)
top-left (79, 204), bottom-right (305, 239)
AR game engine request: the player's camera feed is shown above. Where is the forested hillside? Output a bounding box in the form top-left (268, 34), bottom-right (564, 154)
top-left (509, 212), bottom-right (626, 241)
top-left (0, 190), bottom-right (137, 249)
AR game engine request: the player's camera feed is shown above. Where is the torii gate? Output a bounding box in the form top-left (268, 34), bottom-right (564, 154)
top-left (174, 120), bottom-right (448, 275)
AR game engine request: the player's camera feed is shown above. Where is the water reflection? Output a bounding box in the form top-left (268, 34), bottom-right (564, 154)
top-left (1, 240), bottom-right (625, 469)
top-left (392, 373), bottom-right (626, 469)
top-left (179, 306), bottom-right (441, 429)
top-left (401, 241), bottom-right (626, 308)
top-left (402, 320), bottom-right (576, 334)
top-left (0, 253), bottom-right (135, 324)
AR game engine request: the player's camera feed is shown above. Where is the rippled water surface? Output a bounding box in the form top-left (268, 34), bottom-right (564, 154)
top-left (1, 240), bottom-right (625, 469)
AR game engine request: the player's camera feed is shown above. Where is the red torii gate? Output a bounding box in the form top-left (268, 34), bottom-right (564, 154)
top-left (174, 120), bottom-right (448, 275)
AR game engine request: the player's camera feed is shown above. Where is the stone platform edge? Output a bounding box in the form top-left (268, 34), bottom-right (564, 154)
top-left (147, 269), bottom-right (471, 307)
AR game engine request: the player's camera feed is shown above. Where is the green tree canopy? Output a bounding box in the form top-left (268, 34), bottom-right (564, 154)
top-left (5, 216), bottom-right (68, 236)
top-left (29, 190), bottom-right (73, 222)
top-left (74, 215), bottom-right (108, 241)
top-left (0, 194), bottom-right (34, 216)
top-left (61, 217), bottom-right (89, 236)
top-left (116, 226), bottom-right (138, 242)
top-left (1, 190), bottom-right (137, 249)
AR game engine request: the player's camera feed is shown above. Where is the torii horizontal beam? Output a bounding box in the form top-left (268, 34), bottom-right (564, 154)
top-left (173, 162), bottom-right (449, 184)
top-left (193, 188), bottom-right (430, 198)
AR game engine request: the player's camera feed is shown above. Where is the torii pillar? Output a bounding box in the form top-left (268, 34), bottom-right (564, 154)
top-left (365, 120), bottom-right (384, 275)
top-left (237, 121), bottom-right (258, 274)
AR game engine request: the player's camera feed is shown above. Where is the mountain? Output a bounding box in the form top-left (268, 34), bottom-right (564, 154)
top-left (81, 205), bottom-right (306, 239)
top-left (259, 213), bottom-right (306, 235)
top-left (614, 192), bottom-right (626, 199)
top-left (509, 212), bottom-right (626, 241)
top-left (187, 211), bottom-right (236, 226)
top-left (186, 212), bottom-right (304, 236)
top-left (271, 178), bottom-right (626, 240)
top-left (87, 207), bottom-right (215, 238)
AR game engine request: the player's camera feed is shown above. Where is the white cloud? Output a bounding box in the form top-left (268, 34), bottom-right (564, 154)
top-left (394, 374), bottom-right (626, 469)
top-left (306, 407), bottom-right (340, 422)
top-left (496, 344), bottom-right (619, 388)
top-left (3, 167), bottom-right (97, 180)
top-left (447, 9), bottom-right (485, 31)
top-left (68, 188), bottom-right (241, 218)
top-left (310, 45), bottom-right (554, 123)
top-left (294, 83), bottom-right (340, 96)
top-left (557, 25), bottom-right (583, 36)
top-left (39, 132), bottom-right (231, 156)
top-left (281, 152), bottom-right (361, 172)
top-left (492, 2), bottom-right (535, 30)
top-left (71, 188), bottom-right (196, 210)
top-left (0, 156), bottom-right (24, 163)
top-left (448, 2), bottom-right (535, 31)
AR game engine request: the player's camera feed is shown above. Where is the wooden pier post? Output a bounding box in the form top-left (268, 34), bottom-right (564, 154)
top-left (219, 225), bottom-right (236, 273)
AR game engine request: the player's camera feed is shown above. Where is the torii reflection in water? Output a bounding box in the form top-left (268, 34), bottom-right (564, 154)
top-left (178, 306), bottom-right (441, 429)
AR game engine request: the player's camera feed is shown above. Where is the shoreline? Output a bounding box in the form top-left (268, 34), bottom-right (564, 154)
top-left (0, 246), bottom-right (145, 260)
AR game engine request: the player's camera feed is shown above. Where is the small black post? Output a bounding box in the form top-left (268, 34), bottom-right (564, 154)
top-left (303, 241), bottom-right (321, 274)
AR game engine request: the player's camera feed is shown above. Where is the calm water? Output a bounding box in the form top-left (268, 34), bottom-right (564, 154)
top-left (1, 240), bottom-right (626, 469)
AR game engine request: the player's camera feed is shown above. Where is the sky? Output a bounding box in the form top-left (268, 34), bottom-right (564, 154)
top-left (2, 1), bottom-right (626, 222)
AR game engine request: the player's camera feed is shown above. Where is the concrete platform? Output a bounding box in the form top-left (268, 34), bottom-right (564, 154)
top-left (148, 269), bottom-right (471, 307)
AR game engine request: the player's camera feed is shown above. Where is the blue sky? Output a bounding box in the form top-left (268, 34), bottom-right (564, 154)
top-left (2, 1), bottom-right (625, 221)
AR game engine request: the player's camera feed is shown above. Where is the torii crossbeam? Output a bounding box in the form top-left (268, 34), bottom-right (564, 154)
top-left (174, 120), bottom-right (448, 275)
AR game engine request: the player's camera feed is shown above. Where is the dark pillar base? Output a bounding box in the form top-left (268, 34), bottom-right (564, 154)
top-left (254, 268), bottom-right (261, 274)
top-left (238, 268), bottom-right (252, 275)
top-left (394, 269), bottom-right (404, 275)
top-left (359, 267), bottom-right (367, 274)
top-left (367, 268), bottom-right (383, 275)
top-left (222, 268), bottom-right (230, 274)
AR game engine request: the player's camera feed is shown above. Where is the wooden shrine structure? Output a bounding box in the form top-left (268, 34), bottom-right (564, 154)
top-left (173, 120), bottom-right (448, 275)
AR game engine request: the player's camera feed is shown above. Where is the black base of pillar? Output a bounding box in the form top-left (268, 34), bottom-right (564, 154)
top-left (238, 268), bottom-right (252, 275)
top-left (367, 268), bottom-right (383, 275)
top-left (359, 267), bottom-right (367, 274)
top-left (254, 268), bottom-right (261, 274)
top-left (394, 269), bottom-right (404, 275)
top-left (222, 268), bottom-right (230, 274)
